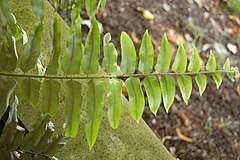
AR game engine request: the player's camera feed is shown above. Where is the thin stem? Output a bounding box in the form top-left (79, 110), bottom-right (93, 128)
top-left (0, 70), bottom-right (233, 80)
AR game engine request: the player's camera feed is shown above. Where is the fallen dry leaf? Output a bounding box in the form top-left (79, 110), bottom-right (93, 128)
top-left (161, 135), bottom-right (173, 144)
top-left (237, 85), bottom-right (240, 96)
top-left (143, 9), bottom-right (154, 20)
top-left (176, 128), bottom-right (193, 143)
top-left (180, 110), bottom-right (190, 127)
top-left (229, 15), bottom-right (240, 26)
top-left (131, 32), bottom-right (140, 44)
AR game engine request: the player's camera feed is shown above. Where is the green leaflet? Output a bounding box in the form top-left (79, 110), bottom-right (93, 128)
top-left (125, 77), bottom-right (145, 122)
top-left (0, 76), bottom-right (17, 119)
top-left (43, 133), bottom-right (68, 156)
top-left (81, 18), bottom-right (100, 75)
top-left (64, 80), bottom-right (82, 138)
top-left (195, 74), bottom-right (207, 96)
top-left (188, 48), bottom-right (200, 73)
top-left (0, 0), bottom-right (17, 44)
top-left (20, 114), bottom-right (51, 151)
top-left (42, 80), bottom-right (61, 117)
top-left (106, 79), bottom-right (123, 129)
top-left (206, 53), bottom-right (216, 72)
top-left (100, 0), bottom-right (107, 9)
top-left (86, 0), bottom-right (97, 18)
top-left (143, 76), bottom-right (161, 115)
top-left (46, 17), bottom-right (62, 75)
top-left (20, 23), bottom-right (43, 73)
top-left (177, 75), bottom-right (192, 105)
top-left (33, 122), bottom-right (54, 153)
top-left (85, 80), bottom-right (104, 149)
top-left (172, 44), bottom-right (187, 73)
top-left (70, 0), bottom-right (84, 22)
top-left (30, 0), bottom-right (44, 20)
top-left (155, 34), bottom-right (172, 73)
top-left (120, 32), bottom-right (137, 74)
top-left (20, 78), bottom-right (41, 106)
top-left (102, 33), bottom-right (118, 74)
top-left (61, 16), bottom-right (82, 75)
top-left (223, 58), bottom-right (234, 81)
top-left (160, 76), bottom-right (175, 113)
top-left (0, 96), bottom-right (18, 150)
top-left (12, 126), bottom-right (25, 150)
top-left (212, 72), bottom-right (222, 89)
top-left (139, 30), bottom-right (154, 74)
top-left (0, 39), bottom-right (18, 72)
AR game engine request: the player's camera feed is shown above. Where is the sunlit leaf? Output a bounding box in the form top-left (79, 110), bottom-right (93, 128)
top-left (195, 74), bottom-right (207, 96)
top-left (43, 133), bottom-right (68, 156)
top-left (20, 114), bottom-right (50, 151)
top-left (102, 33), bottom-right (118, 74)
top-left (64, 80), bottom-right (82, 138)
top-left (20, 23), bottom-right (43, 73)
top-left (188, 48), bottom-right (200, 73)
top-left (206, 53), bottom-right (216, 72)
top-left (120, 32), bottom-right (136, 74)
top-left (81, 18), bottom-right (100, 75)
top-left (70, 0), bottom-right (84, 22)
top-left (30, 0), bottom-right (44, 20)
top-left (85, 80), bottom-right (104, 149)
top-left (61, 16), bottom-right (82, 75)
top-left (0, 38), bottom-right (18, 72)
top-left (172, 44), bottom-right (187, 73)
top-left (12, 126), bottom-right (26, 150)
top-left (46, 18), bottom-right (62, 75)
top-left (106, 79), bottom-right (123, 129)
top-left (177, 75), bottom-right (192, 105)
top-left (100, 0), bottom-right (107, 9)
top-left (86, 0), bottom-right (97, 18)
top-left (20, 78), bottom-right (41, 106)
top-left (0, 76), bottom-right (17, 119)
top-left (212, 72), bottom-right (222, 89)
top-left (160, 76), bottom-right (175, 113)
top-left (155, 34), bottom-right (172, 73)
top-left (125, 77), bottom-right (145, 122)
top-left (42, 80), bottom-right (61, 117)
top-left (223, 58), bottom-right (234, 81)
top-left (33, 122), bottom-right (54, 153)
top-left (139, 30), bottom-right (154, 74)
top-left (143, 76), bottom-right (161, 115)
top-left (0, 96), bottom-right (18, 149)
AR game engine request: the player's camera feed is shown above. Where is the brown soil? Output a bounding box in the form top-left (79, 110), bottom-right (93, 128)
top-left (59, 0), bottom-right (240, 159)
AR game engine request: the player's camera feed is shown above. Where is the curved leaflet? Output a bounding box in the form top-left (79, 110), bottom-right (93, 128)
top-left (46, 17), bottom-right (62, 75)
top-left (125, 77), bottom-right (145, 122)
top-left (188, 48), bottom-right (200, 73)
top-left (85, 80), bottom-right (104, 149)
top-left (61, 16), bottom-right (82, 75)
top-left (172, 44), bottom-right (187, 73)
top-left (106, 79), bottom-right (123, 129)
top-left (86, 0), bottom-right (97, 18)
top-left (0, 76), bottom-right (17, 119)
top-left (120, 32), bottom-right (136, 74)
top-left (20, 78), bottom-right (41, 106)
top-left (155, 34), bottom-right (172, 73)
top-left (0, 38), bottom-right (18, 72)
top-left (223, 58), bottom-right (234, 81)
top-left (160, 76), bottom-right (175, 113)
top-left (102, 33), bottom-right (118, 74)
top-left (81, 18), bottom-right (100, 75)
top-left (20, 23), bottom-right (43, 73)
top-left (177, 75), bottom-right (192, 105)
top-left (143, 76), bottom-right (161, 115)
top-left (195, 74), bottom-right (207, 96)
top-left (139, 30), bottom-right (154, 74)
top-left (42, 80), bottom-right (61, 117)
top-left (64, 80), bottom-right (82, 138)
